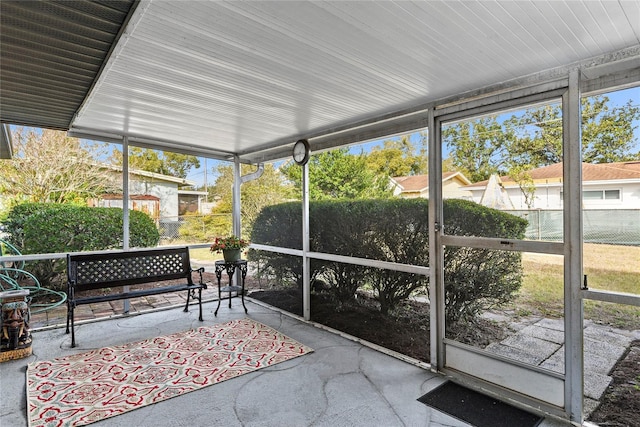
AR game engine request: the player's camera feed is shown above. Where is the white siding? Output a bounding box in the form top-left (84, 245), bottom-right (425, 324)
top-left (129, 180), bottom-right (179, 218)
top-left (470, 181), bottom-right (640, 210)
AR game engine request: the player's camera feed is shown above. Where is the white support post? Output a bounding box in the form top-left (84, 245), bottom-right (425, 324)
top-left (427, 108), bottom-right (444, 370)
top-left (232, 156), bottom-right (242, 237)
top-left (231, 156), bottom-right (242, 289)
top-left (302, 162), bottom-right (311, 321)
top-left (123, 136), bottom-right (130, 313)
top-left (563, 68), bottom-right (584, 424)
top-left (123, 136), bottom-right (130, 250)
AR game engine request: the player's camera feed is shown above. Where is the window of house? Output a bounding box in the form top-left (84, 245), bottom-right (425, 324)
top-left (583, 190), bottom-right (604, 200)
top-left (604, 189), bottom-right (621, 200)
top-left (561, 189), bottom-right (621, 201)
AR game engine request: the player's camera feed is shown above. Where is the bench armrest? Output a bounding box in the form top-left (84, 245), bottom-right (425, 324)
top-left (191, 266), bottom-right (205, 284)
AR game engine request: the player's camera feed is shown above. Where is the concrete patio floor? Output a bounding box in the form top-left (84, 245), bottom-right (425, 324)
top-left (0, 297), bottom-right (576, 427)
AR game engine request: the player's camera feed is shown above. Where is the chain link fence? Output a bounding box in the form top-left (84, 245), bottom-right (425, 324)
top-left (158, 214), bottom-right (232, 243)
top-left (159, 210), bottom-right (639, 246)
top-left (159, 219), bottom-right (183, 242)
top-left (508, 209), bottom-right (640, 246)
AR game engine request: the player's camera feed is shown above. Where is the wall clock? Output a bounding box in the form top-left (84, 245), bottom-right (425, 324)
top-left (292, 139), bottom-right (310, 165)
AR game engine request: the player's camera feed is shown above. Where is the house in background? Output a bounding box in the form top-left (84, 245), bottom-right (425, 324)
top-left (390, 171), bottom-right (472, 199)
top-left (90, 168), bottom-right (205, 221)
top-left (178, 189), bottom-right (209, 216)
top-left (464, 161), bottom-right (640, 210)
top-left (90, 194), bottom-right (161, 223)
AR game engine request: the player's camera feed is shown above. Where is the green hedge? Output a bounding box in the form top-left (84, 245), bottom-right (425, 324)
top-left (2, 203), bottom-right (160, 288)
top-left (311, 199), bottom-right (430, 313)
top-left (442, 199), bottom-right (527, 323)
top-left (250, 198), bottom-right (527, 322)
top-left (249, 202), bottom-right (306, 287)
top-left (251, 199), bottom-right (430, 314)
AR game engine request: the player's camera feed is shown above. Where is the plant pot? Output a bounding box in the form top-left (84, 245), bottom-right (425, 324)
top-left (222, 249), bottom-right (242, 262)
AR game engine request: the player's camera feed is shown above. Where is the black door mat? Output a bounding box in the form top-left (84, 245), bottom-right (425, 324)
top-left (417, 381), bottom-right (543, 427)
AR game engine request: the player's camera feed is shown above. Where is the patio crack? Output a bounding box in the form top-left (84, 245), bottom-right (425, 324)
top-left (354, 346), bottom-right (407, 426)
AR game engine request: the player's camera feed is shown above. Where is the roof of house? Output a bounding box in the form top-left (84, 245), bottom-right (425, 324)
top-left (99, 194), bottom-right (160, 201)
top-left (392, 175), bottom-right (429, 192)
top-left (102, 164), bottom-right (197, 187)
top-left (178, 190), bottom-right (208, 196)
top-left (391, 171), bottom-right (471, 193)
top-left (467, 161), bottom-right (640, 189)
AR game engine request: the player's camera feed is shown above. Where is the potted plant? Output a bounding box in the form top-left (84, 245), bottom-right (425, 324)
top-left (210, 235), bottom-right (250, 262)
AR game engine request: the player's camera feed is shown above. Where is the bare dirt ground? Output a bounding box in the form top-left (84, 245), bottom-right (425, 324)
top-left (588, 340), bottom-right (640, 427)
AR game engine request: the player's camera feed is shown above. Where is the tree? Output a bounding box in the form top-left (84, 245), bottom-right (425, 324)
top-left (203, 163), bottom-right (294, 237)
top-left (579, 97), bottom-right (639, 163)
top-left (241, 165), bottom-right (296, 230)
top-left (506, 96), bottom-right (640, 165)
top-left (444, 95), bottom-right (640, 184)
top-left (281, 148), bottom-right (393, 200)
top-left (442, 116), bottom-right (516, 183)
top-left (0, 128), bottom-right (119, 205)
top-left (111, 147), bottom-right (200, 179)
top-left (365, 134), bottom-right (428, 177)
top-left (441, 156), bottom-right (458, 173)
top-left (163, 152), bottom-right (201, 178)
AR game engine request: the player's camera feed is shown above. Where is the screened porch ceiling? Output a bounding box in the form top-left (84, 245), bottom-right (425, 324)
top-left (1, 0), bottom-right (639, 164)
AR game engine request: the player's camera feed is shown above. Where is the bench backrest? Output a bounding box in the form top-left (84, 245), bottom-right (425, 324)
top-left (68, 247), bottom-right (193, 291)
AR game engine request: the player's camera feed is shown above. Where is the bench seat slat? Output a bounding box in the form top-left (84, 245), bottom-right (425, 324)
top-left (71, 283), bottom-right (205, 306)
top-left (73, 272), bottom-right (196, 291)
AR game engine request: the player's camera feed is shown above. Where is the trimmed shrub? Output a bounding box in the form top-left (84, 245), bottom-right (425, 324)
top-left (251, 199), bottom-right (430, 313)
top-left (251, 198), bottom-right (527, 323)
top-left (249, 202), bottom-right (305, 287)
top-left (311, 199), bottom-right (430, 313)
top-left (2, 203), bottom-right (160, 288)
top-left (2, 202), bottom-right (58, 249)
top-left (442, 199), bottom-right (527, 323)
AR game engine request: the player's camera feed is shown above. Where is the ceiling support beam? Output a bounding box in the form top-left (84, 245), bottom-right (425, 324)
top-left (67, 129), bottom-right (236, 161)
top-left (1, 124), bottom-right (13, 159)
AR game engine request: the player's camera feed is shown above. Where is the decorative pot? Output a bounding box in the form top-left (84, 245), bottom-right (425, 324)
top-left (222, 249), bottom-right (242, 262)
top-left (0, 289), bottom-right (32, 361)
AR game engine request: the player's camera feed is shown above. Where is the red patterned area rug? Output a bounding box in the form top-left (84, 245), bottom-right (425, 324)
top-left (26, 318), bottom-right (313, 427)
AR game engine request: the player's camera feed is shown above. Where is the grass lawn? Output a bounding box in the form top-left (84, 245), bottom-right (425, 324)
top-left (515, 243), bottom-right (640, 329)
top-left (190, 243), bottom-right (638, 328)
top-left (189, 247), bottom-right (219, 260)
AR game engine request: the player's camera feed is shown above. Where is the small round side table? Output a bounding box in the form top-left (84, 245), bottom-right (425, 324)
top-left (214, 259), bottom-right (248, 316)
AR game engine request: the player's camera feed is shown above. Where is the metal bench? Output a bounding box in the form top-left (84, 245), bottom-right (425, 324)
top-left (66, 247), bottom-right (206, 347)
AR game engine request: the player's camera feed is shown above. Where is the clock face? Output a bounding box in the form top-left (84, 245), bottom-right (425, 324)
top-left (293, 139), bottom-right (310, 165)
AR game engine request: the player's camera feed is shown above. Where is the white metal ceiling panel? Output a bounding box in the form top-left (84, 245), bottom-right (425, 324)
top-left (49, 0), bottom-right (640, 161)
